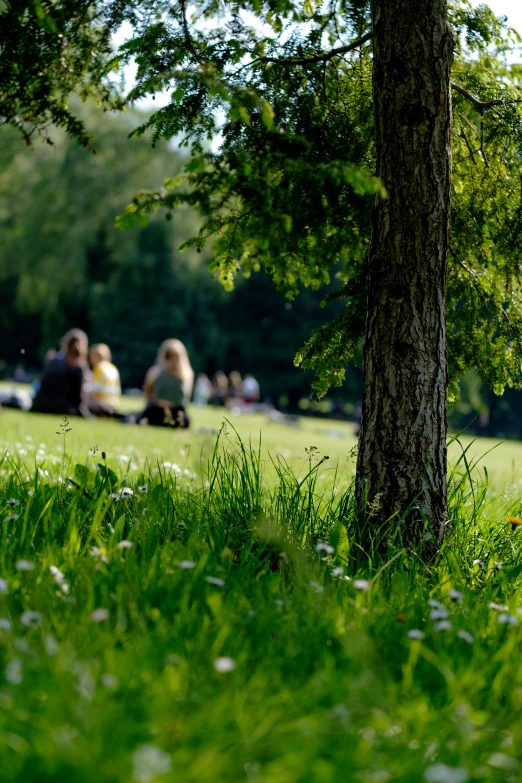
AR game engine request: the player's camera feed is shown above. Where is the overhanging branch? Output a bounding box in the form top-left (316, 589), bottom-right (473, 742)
top-left (261, 30), bottom-right (372, 67)
top-left (451, 81), bottom-right (522, 111)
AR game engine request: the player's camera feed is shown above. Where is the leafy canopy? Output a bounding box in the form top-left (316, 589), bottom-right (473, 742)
top-left (4, 0), bottom-right (522, 400)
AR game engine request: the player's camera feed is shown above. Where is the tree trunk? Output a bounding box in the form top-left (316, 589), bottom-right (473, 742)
top-left (355, 0), bottom-right (453, 548)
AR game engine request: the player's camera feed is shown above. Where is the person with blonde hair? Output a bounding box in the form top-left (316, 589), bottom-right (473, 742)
top-left (139, 339), bottom-right (194, 427)
top-left (89, 343), bottom-right (121, 415)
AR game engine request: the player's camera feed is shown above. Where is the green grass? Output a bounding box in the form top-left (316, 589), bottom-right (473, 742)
top-left (2, 405), bottom-right (522, 781)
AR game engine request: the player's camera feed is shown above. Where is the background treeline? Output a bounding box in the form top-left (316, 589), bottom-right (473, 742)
top-left (0, 106), bottom-right (361, 411)
top-left (1, 105), bottom-right (522, 434)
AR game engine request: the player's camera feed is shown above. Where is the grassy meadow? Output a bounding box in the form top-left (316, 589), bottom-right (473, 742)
top-left (2, 404), bottom-right (522, 782)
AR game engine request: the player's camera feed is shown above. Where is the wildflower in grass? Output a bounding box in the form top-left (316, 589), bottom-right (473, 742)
top-left (205, 576), bottom-right (225, 586)
top-left (0, 578), bottom-right (7, 594)
top-left (507, 515), bottom-right (522, 531)
top-left (138, 485), bottom-right (148, 494)
top-left (101, 673), bottom-right (118, 689)
top-left (488, 602), bottom-right (508, 612)
top-left (91, 608), bottom-right (110, 623)
top-left (428, 599), bottom-right (444, 610)
top-left (309, 580), bottom-right (325, 593)
top-left (353, 579), bottom-right (370, 590)
top-left (430, 608), bottom-right (449, 620)
top-left (45, 635), bottom-right (59, 655)
top-left (434, 620), bottom-right (452, 632)
top-left (117, 540), bottom-right (133, 549)
top-left (20, 610), bottom-right (43, 627)
top-left (407, 629), bottom-right (425, 640)
top-left (90, 546), bottom-right (109, 564)
top-left (133, 744), bottom-right (171, 783)
top-left (331, 566), bottom-right (344, 578)
top-left (498, 613), bottom-right (518, 625)
top-left (315, 541), bottom-right (334, 555)
top-left (457, 630), bottom-right (474, 644)
top-left (424, 763), bottom-right (468, 783)
top-left (5, 498), bottom-right (20, 508)
top-left (5, 514), bottom-right (19, 523)
top-left (178, 560), bottom-right (196, 570)
top-left (473, 559), bottom-right (485, 569)
top-left (15, 560), bottom-right (35, 572)
top-left (495, 562), bottom-right (503, 570)
top-left (5, 658), bottom-right (22, 685)
top-left (0, 618), bottom-right (11, 631)
top-left (213, 657), bottom-right (236, 673)
top-left (49, 565), bottom-right (69, 594)
top-left (448, 589), bottom-right (463, 603)
top-left (275, 599), bottom-right (284, 611)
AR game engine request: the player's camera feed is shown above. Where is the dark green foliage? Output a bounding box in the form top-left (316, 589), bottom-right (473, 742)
top-left (0, 0), bottom-right (122, 146)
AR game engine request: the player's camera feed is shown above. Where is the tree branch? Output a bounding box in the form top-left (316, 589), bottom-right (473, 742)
top-left (451, 81), bottom-right (522, 111)
top-left (261, 30), bottom-right (372, 67)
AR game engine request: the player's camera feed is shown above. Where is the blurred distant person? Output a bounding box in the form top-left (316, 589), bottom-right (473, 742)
top-left (212, 371), bottom-right (229, 406)
top-left (139, 339), bottom-right (194, 427)
top-left (228, 371), bottom-right (243, 402)
top-left (243, 374), bottom-right (260, 404)
top-left (193, 373), bottom-right (212, 406)
top-left (89, 343), bottom-right (121, 414)
top-left (31, 330), bottom-right (91, 417)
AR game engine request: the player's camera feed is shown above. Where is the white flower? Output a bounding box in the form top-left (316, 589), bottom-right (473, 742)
top-left (495, 562), bottom-right (503, 570)
top-left (315, 541), bottom-right (334, 555)
top-left (119, 487), bottom-right (134, 498)
top-left (178, 560), bottom-right (196, 570)
top-left (101, 673), bottom-right (118, 689)
top-left (430, 608), bottom-right (449, 620)
top-left (20, 610), bottom-right (43, 627)
top-left (90, 546), bottom-right (110, 564)
top-left (5, 657), bottom-right (22, 685)
top-left (498, 613), bottom-right (518, 625)
top-left (448, 589), bottom-right (463, 603)
top-left (424, 763), bottom-right (468, 783)
top-left (205, 576), bottom-right (225, 586)
top-left (428, 599), bottom-right (444, 610)
top-left (309, 580), bottom-right (324, 593)
top-left (0, 618), bottom-right (11, 631)
top-left (133, 744), bottom-right (171, 783)
top-left (45, 635), bottom-right (59, 655)
top-left (138, 485), bottom-right (148, 494)
top-left (275, 599), bottom-right (284, 611)
top-left (457, 630), bottom-right (474, 644)
top-left (49, 565), bottom-right (70, 594)
top-left (472, 559), bottom-right (485, 569)
top-left (0, 578), bottom-right (7, 594)
top-left (213, 656), bottom-right (236, 673)
top-left (488, 601), bottom-right (508, 612)
top-left (91, 608), bottom-right (110, 623)
top-left (5, 514), bottom-right (19, 523)
top-left (353, 579), bottom-right (370, 590)
top-left (5, 498), bottom-right (20, 508)
top-left (16, 560), bottom-right (35, 572)
top-left (117, 540), bottom-right (133, 549)
top-left (331, 566), bottom-right (345, 578)
top-left (434, 620), bottom-right (452, 632)
top-left (407, 629), bottom-right (425, 640)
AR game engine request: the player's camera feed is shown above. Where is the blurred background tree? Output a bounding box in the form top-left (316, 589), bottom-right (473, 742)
top-left (0, 106), bottom-right (361, 409)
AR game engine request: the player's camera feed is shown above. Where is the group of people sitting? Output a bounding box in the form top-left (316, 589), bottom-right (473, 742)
top-left (30, 329), bottom-right (194, 428)
top-left (193, 370), bottom-right (260, 408)
top-left (7, 328), bottom-right (261, 429)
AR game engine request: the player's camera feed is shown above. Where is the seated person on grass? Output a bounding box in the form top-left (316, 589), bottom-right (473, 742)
top-left (138, 339), bottom-right (193, 428)
top-left (89, 343), bottom-right (121, 416)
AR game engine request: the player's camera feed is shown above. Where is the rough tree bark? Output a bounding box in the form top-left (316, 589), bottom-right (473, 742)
top-left (355, 0), bottom-right (454, 547)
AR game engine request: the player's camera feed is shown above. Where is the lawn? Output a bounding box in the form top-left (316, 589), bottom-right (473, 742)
top-left (1, 404), bottom-right (522, 782)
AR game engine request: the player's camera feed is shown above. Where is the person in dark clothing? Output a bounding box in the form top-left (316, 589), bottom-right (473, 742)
top-left (31, 331), bottom-right (91, 417)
